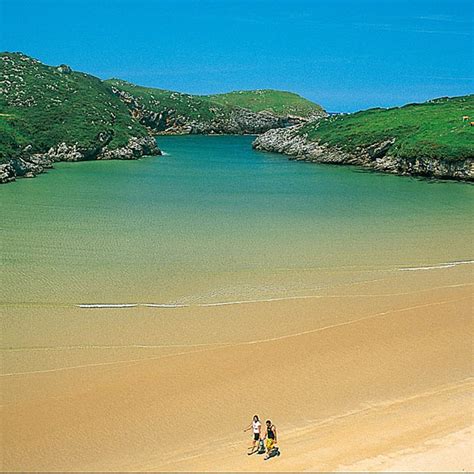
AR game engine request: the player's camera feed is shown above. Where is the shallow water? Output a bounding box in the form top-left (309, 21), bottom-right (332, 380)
top-left (1, 135), bottom-right (473, 306)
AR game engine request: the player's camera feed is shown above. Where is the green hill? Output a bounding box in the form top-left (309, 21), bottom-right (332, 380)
top-left (254, 95), bottom-right (473, 180)
top-left (106, 79), bottom-right (232, 125)
top-left (106, 80), bottom-right (326, 134)
top-left (208, 89), bottom-right (325, 118)
top-left (301, 95), bottom-right (474, 162)
top-left (0, 52), bottom-right (158, 182)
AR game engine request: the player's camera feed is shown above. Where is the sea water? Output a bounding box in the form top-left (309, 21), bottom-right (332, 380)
top-left (1, 135), bottom-right (473, 307)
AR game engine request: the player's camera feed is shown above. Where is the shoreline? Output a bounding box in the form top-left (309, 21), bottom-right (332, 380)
top-left (0, 135), bottom-right (162, 184)
top-left (4, 131), bottom-right (473, 185)
top-left (252, 125), bottom-right (474, 182)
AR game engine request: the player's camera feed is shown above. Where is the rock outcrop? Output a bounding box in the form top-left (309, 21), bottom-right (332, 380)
top-left (3, 136), bottom-right (160, 183)
top-left (0, 163), bottom-right (16, 184)
top-left (253, 125), bottom-right (473, 181)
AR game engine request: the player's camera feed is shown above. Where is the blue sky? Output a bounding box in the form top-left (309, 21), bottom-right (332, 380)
top-left (1, 0), bottom-right (472, 111)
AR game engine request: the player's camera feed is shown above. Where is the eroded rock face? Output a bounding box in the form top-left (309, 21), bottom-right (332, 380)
top-left (253, 126), bottom-right (473, 181)
top-left (2, 136), bottom-right (160, 183)
top-left (35, 142), bottom-right (85, 162)
top-left (0, 163), bottom-right (16, 183)
top-left (99, 136), bottom-right (160, 160)
top-left (184, 108), bottom-right (288, 135)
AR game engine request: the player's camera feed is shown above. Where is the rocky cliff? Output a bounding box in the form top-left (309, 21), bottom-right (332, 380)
top-left (107, 80), bottom-right (327, 135)
top-left (110, 86), bottom-right (292, 135)
top-left (0, 136), bottom-right (159, 184)
top-left (253, 125), bottom-right (473, 181)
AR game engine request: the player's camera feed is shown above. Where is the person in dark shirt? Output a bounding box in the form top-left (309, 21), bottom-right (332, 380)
top-left (263, 419), bottom-right (279, 459)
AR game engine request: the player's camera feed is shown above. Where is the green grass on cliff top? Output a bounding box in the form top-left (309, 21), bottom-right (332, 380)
top-left (208, 89), bottom-right (325, 118)
top-left (300, 95), bottom-right (474, 161)
top-left (0, 52), bottom-right (147, 163)
top-left (106, 79), bottom-right (231, 122)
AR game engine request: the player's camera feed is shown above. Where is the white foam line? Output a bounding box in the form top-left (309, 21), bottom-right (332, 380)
top-left (1, 295), bottom-right (470, 378)
top-left (73, 283), bottom-right (473, 311)
top-left (399, 260), bottom-right (474, 272)
top-left (77, 304), bottom-right (138, 308)
top-left (195, 283), bottom-right (474, 307)
top-left (76, 295), bottom-right (326, 309)
top-left (401, 264), bottom-right (457, 271)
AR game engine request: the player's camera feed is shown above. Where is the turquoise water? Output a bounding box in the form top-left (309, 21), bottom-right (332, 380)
top-left (1, 135), bottom-right (473, 305)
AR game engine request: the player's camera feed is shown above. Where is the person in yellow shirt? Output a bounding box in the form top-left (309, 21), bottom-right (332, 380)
top-left (263, 419), bottom-right (280, 459)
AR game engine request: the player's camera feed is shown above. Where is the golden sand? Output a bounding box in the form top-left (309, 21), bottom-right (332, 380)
top-left (1, 265), bottom-right (473, 471)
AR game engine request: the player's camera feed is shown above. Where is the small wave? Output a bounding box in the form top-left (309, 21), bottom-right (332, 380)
top-left (161, 151), bottom-right (170, 156)
top-left (77, 304), bottom-right (138, 308)
top-left (76, 296), bottom-right (321, 309)
top-left (398, 260), bottom-right (474, 272)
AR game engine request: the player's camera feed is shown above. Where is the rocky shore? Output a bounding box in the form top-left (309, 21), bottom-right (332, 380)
top-left (0, 136), bottom-right (160, 184)
top-left (252, 125), bottom-right (473, 181)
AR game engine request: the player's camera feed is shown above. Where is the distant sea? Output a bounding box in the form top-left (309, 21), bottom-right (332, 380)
top-left (2, 136), bottom-right (472, 307)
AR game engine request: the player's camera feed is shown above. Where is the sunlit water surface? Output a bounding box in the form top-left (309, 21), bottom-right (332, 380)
top-left (2, 135), bottom-right (472, 306)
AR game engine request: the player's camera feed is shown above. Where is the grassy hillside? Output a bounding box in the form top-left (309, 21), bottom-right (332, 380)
top-left (0, 52), bottom-right (149, 164)
top-left (106, 79), bottom-right (232, 122)
top-left (300, 95), bottom-right (474, 161)
top-left (208, 89), bottom-right (325, 118)
top-left (106, 80), bottom-right (325, 133)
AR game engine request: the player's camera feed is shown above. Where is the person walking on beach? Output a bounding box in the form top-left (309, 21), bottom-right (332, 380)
top-left (244, 415), bottom-right (261, 454)
top-left (263, 419), bottom-right (279, 460)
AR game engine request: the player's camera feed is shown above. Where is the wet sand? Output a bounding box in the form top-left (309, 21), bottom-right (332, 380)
top-left (1, 265), bottom-right (473, 471)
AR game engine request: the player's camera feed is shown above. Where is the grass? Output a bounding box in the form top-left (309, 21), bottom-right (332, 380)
top-left (208, 89), bottom-right (325, 118)
top-left (0, 53), bottom-right (148, 164)
top-left (106, 79), bottom-right (232, 122)
top-left (106, 80), bottom-right (325, 126)
top-left (300, 95), bottom-right (474, 162)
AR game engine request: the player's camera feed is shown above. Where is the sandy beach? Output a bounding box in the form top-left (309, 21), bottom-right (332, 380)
top-left (2, 0), bottom-right (474, 470)
top-left (2, 263), bottom-right (472, 471)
